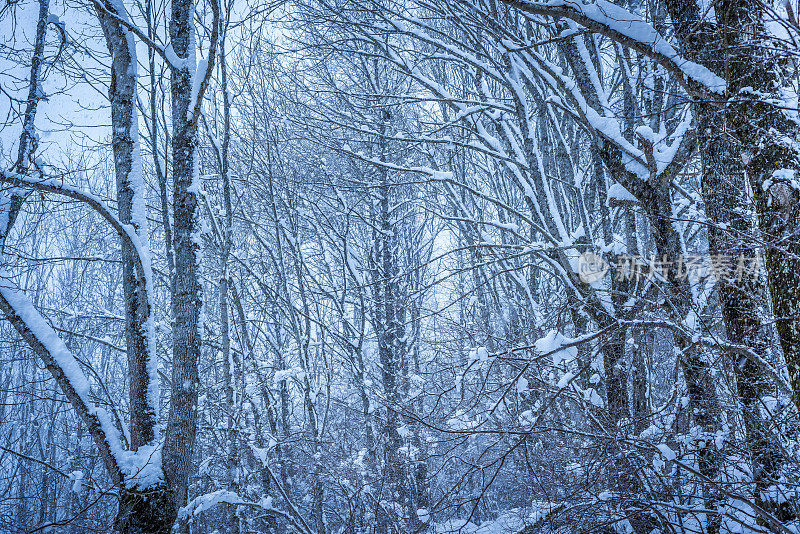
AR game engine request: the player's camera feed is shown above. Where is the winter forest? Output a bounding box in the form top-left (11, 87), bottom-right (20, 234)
top-left (4, 0), bottom-right (800, 532)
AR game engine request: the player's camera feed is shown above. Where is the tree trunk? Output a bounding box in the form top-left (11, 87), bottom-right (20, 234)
top-left (1, 0), bottom-right (50, 245)
top-left (664, 0), bottom-right (796, 519)
top-left (560, 29), bottom-right (722, 530)
top-left (163, 0), bottom-right (210, 510)
top-left (96, 0), bottom-right (156, 453)
top-left (94, 5), bottom-right (180, 531)
top-left (115, 489), bottom-right (177, 534)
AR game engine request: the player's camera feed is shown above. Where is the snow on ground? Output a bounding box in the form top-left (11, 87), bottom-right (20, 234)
top-left (435, 506), bottom-right (557, 533)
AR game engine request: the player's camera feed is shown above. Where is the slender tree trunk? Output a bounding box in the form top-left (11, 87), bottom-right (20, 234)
top-left (557, 30), bottom-right (721, 530)
top-left (1, 0), bottom-right (49, 245)
top-left (163, 0), bottom-right (214, 512)
top-left (146, 0), bottom-right (174, 283)
top-left (214, 25), bottom-right (241, 533)
top-left (97, 0), bottom-right (156, 452)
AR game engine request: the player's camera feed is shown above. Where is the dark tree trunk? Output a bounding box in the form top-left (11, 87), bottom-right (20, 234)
top-left (115, 489), bottom-right (177, 534)
top-left (1, 0), bottom-right (50, 244)
top-left (664, 0), bottom-right (797, 519)
top-left (560, 28), bottom-right (722, 530)
top-left (163, 0), bottom-right (209, 511)
top-left (96, 0), bottom-right (156, 453)
top-left (96, 3), bottom-right (178, 531)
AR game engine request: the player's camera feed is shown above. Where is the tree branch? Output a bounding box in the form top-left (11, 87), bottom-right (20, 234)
top-left (496, 0), bottom-right (726, 100)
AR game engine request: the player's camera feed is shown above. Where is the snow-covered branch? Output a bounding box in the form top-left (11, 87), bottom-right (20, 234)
top-left (0, 170), bottom-right (149, 284)
top-left (497, 0), bottom-right (726, 98)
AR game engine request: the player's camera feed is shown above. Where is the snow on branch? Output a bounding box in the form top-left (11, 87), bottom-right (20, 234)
top-left (497, 0), bottom-right (726, 98)
top-left (188, 0), bottom-right (220, 123)
top-left (91, 0), bottom-right (172, 66)
top-left (177, 490), bottom-right (314, 534)
top-left (0, 271), bottom-right (126, 487)
top-left (0, 170), bottom-right (149, 284)
top-left (0, 266), bottom-right (166, 489)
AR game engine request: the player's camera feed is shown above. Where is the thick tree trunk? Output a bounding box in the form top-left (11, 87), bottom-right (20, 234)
top-left (1, 0), bottom-right (210, 530)
top-left (664, 0), bottom-right (797, 519)
top-left (666, 0), bottom-right (800, 413)
top-left (700, 113), bottom-right (790, 518)
top-left (372, 111), bottom-right (418, 533)
top-left (94, 5), bottom-right (180, 532)
top-left (115, 489), bottom-right (177, 534)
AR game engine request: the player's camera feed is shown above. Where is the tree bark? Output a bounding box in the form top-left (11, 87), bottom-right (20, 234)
top-left (96, 0), bottom-right (156, 453)
top-left (1, 0), bottom-right (50, 245)
top-left (163, 0), bottom-right (216, 510)
top-left (664, 0), bottom-right (796, 519)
